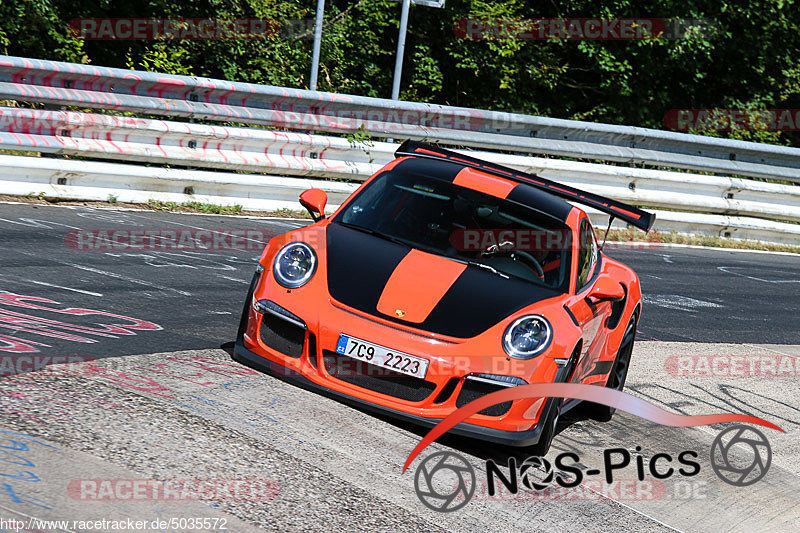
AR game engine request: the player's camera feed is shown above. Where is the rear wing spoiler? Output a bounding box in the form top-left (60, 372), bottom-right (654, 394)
top-left (395, 140), bottom-right (655, 232)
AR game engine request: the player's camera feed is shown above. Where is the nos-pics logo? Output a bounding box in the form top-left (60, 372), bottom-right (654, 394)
top-left (403, 383), bottom-right (781, 512)
top-left (413, 424), bottom-right (773, 512)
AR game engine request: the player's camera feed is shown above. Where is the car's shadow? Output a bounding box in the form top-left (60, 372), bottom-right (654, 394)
top-left (371, 407), bottom-right (598, 464)
top-left (220, 341), bottom-right (236, 357)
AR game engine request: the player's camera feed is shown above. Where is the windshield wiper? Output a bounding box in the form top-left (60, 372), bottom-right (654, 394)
top-left (455, 259), bottom-right (510, 279)
top-left (337, 222), bottom-right (415, 249)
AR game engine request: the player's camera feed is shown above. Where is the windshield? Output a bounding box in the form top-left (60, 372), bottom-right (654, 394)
top-left (333, 168), bottom-right (572, 292)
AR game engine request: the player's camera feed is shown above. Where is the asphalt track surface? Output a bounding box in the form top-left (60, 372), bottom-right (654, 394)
top-left (0, 202), bottom-right (798, 532)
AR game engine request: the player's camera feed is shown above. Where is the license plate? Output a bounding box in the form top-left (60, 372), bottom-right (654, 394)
top-left (336, 334), bottom-right (429, 379)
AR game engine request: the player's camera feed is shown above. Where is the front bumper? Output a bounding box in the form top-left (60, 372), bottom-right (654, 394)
top-left (232, 271), bottom-right (563, 447)
top-left (233, 336), bottom-right (554, 447)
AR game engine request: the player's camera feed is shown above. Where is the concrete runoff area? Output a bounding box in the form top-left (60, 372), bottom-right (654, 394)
top-left (0, 342), bottom-right (798, 532)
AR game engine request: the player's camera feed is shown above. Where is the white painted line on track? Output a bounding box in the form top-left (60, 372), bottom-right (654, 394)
top-left (0, 216), bottom-right (82, 230)
top-left (217, 275), bottom-right (250, 284)
top-left (562, 489), bottom-right (684, 533)
top-left (0, 274), bottom-right (104, 297)
top-left (64, 263), bottom-right (193, 296)
top-left (642, 295), bottom-right (723, 312)
top-left (741, 343), bottom-right (800, 359)
top-left (606, 240), bottom-right (800, 257)
top-left (20, 279), bottom-right (103, 297)
top-left (17, 251), bottom-right (192, 297)
top-left (717, 266), bottom-right (800, 283)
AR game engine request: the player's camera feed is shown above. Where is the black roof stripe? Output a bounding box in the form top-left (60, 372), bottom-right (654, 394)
top-left (392, 151), bottom-right (571, 223)
top-left (395, 140), bottom-right (655, 232)
top-left (506, 183), bottom-right (573, 221)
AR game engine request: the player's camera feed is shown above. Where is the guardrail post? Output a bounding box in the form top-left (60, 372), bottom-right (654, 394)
top-left (391, 0), bottom-right (411, 100)
top-left (310, 0), bottom-right (326, 91)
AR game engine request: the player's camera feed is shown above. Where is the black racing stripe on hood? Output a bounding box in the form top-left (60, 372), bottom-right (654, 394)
top-left (326, 223), bottom-right (410, 313)
top-left (421, 268), bottom-right (561, 338)
top-left (326, 224), bottom-right (561, 339)
top-left (325, 157), bottom-right (465, 317)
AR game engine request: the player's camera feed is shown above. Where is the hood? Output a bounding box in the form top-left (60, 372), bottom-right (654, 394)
top-left (325, 223), bottom-right (561, 338)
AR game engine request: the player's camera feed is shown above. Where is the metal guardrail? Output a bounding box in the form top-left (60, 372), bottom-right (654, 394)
top-left (0, 153), bottom-right (357, 212)
top-left (0, 107), bottom-right (379, 179)
top-left (0, 55), bottom-right (798, 244)
top-left (2, 55), bottom-right (800, 183)
top-left (2, 107), bottom-right (798, 221)
top-left (2, 151), bottom-right (797, 244)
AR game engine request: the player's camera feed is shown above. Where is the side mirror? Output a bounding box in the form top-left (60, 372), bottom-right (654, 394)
top-left (587, 275), bottom-right (625, 304)
top-left (299, 189), bottom-right (327, 222)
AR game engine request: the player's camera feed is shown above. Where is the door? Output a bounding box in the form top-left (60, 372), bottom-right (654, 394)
top-left (567, 218), bottom-right (614, 384)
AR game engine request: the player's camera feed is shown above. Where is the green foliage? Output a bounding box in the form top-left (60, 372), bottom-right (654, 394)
top-left (125, 43), bottom-right (194, 76)
top-left (0, 0), bottom-right (86, 62)
top-left (1, 0), bottom-right (799, 146)
top-left (148, 199), bottom-right (180, 211)
top-left (147, 199), bottom-right (243, 213)
top-left (274, 207), bottom-right (310, 218)
top-left (181, 201), bottom-right (244, 214)
top-left (346, 124), bottom-right (374, 146)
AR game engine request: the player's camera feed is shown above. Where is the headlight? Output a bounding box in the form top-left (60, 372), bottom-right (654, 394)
top-left (273, 242), bottom-right (317, 288)
top-left (502, 315), bottom-right (552, 359)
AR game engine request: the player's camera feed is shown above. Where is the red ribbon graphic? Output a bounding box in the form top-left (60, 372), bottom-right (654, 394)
top-left (403, 383), bottom-right (783, 472)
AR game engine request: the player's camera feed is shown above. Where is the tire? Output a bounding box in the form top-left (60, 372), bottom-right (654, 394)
top-left (526, 344), bottom-right (579, 457)
top-left (584, 315), bottom-right (637, 422)
top-left (237, 271), bottom-right (260, 339)
top-left (527, 399), bottom-right (559, 457)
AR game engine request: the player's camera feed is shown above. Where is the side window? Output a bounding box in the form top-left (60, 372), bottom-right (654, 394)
top-left (577, 219), bottom-right (598, 290)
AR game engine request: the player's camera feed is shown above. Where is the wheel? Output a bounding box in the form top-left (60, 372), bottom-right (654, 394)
top-left (237, 272), bottom-right (260, 339)
top-left (584, 315), bottom-right (637, 422)
top-left (526, 344), bottom-right (579, 457)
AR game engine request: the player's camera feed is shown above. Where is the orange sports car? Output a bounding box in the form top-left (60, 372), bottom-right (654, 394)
top-left (234, 141), bottom-right (655, 455)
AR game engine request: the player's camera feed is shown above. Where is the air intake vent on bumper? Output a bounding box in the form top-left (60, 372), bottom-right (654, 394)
top-left (456, 378), bottom-right (513, 416)
top-left (259, 313), bottom-right (306, 358)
